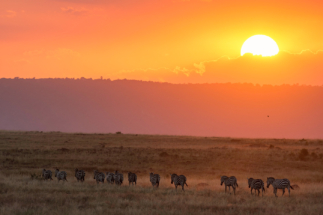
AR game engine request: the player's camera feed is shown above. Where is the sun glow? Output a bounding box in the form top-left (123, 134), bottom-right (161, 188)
top-left (241, 35), bottom-right (279, 57)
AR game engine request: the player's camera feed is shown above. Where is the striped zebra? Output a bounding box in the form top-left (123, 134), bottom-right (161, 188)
top-left (150, 172), bottom-right (160, 188)
top-left (247, 178), bottom-right (265, 196)
top-left (55, 169), bottom-right (67, 182)
top-left (75, 169), bottom-right (85, 182)
top-left (93, 170), bottom-right (105, 184)
top-left (220, 176), bottom-right (238, 195)
top-left (267, 177), bottom-right (294, 197)
top-left (42, 169), bottom-right (53, 180)
top-left (106, 172), bottom-right (115, 184)
top-left (170, 174), bottom-right (188, 191)
top-left (113, 170), bottom-right (124, 185)
top-left (128, 172), bottom-right (137, 186)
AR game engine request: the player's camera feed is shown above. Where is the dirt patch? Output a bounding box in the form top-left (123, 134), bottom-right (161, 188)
top-left (291, 184), bottom-right (300, 190)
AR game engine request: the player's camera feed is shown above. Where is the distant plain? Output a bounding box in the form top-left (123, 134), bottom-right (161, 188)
top-left (0, 131), bottom-right (323, 214)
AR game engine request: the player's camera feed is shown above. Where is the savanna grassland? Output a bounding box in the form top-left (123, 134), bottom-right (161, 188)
top-left (0, 131), bottom-right (323, 215)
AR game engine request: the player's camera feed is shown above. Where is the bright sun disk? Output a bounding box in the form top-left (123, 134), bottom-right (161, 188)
top-left (241, 35), bottom-right (279, 57)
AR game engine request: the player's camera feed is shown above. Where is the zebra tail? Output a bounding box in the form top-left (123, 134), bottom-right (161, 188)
top-left (290, 185), bottom-right (294, 190)
top-left (185, 182), bottom-right (188, 187)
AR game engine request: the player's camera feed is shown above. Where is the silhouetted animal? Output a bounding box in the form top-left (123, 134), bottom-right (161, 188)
top-left (75, 169), bottom-right (85, 182)
top-left (55, 169), bottom-right (67, 182)
top-left (150, 173), bottom-right (160, 188)
top-left (93, 170), bottom-right (105, 184)
top-left (170, 174), bottom-right (188, 191)
top-left (42, 169), bottom-right (53, 180)
top-left (267, 177), bottom-right (294, 197)
top-left (105, 172), bottom-right (114, 184)
top-left (128, 172), bottom-right (137, 185)
top-left (113, 170), bottom-right (123, 185)
top-left (248, 178), bottom-right (265, 196)
top-left (221, 176), bottom-right (238, 195)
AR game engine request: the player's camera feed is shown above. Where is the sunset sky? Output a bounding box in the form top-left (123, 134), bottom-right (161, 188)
top-left (1, 0), bottom-right (323, 85)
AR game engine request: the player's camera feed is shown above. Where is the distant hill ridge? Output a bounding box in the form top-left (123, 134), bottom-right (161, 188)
top-left (0, 79), bottom-right (322, 138)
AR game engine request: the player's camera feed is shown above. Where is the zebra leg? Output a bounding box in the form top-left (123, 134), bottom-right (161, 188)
top-left (274, 188), bottom-right (277, 197)
top-left (225, 185), bottom-right (227, 193)
top-left (288, 187), bottom-right (290, 197)
top-left (182, 184), bottom-right (184, 191)
top-left (233, 186), bottom-right (236, 195)
top-left (251, 188), bottom-right (253, 195)
top-left (282, 188), bottom-right (285, 196)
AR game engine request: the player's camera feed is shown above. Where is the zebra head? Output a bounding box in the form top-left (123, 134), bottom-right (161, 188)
top-left (247, 178), bottom-right (254, 188)
top-left (170, 174), bottom-right (177, 184)
top-left (55, 169), bottom-right (59, 177)
top-left (220, 176), bottom-right (228, 186)
top-left (267, 177), bottom-right (275, 188)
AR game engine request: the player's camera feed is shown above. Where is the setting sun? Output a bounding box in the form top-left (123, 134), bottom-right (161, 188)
top-left (241, 35), bottom-right (279, 57)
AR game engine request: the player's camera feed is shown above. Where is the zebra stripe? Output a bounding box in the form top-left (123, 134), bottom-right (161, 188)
top-left (113, 170), bottom-right (124, 185)
top-left (93, 170), bottom-right (105, 184)
top-left (106, 172), bottom-right (115, 184)
top-left (170, 174), bottom-right (188, 191)
top-left (220, 176), bottom-right (238, 195)
top-left (42, 169), bottom-right (53, 180)
top-left (267, 177), bottom-right (294, 197)
top-left (128, 172), bottom-right (137, 186)
top-left (150, 172), bottom-right (160, 188)
top-left (55, 169), bottom-right (67, 182)
top-left (75, 169), bottom-right (85, 182)
top-left (248, 178), bottom-right (265, 196)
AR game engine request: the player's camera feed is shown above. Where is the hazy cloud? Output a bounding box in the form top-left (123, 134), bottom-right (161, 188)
top-left (2, 10), bottom-right (17, 18)
top-left (61, 7), bottom-right (88, 15)
top-left (110, 51), bottom-right (323, 85)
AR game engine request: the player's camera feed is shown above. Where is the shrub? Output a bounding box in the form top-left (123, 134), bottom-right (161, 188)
top-left (299, 149), bottom-right (309, 161)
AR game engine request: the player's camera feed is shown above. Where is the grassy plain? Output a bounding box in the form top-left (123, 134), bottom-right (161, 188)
top-left (0, 131), bottom-right (323, 214)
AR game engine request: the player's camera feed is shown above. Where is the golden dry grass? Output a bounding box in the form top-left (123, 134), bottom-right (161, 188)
top-left (0, 131), bottom-right (323, 214)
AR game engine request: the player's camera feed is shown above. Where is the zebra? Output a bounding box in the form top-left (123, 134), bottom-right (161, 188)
top-left (267, 177), bottom-right (294, 197)
top-left (128, 172), bottom-right (137, 186)
top-left (220, 176), bottom-right (238, 195)
top-left (93, 170), bottom-right (105, 184)
top-left (170, 174), bottom-right (188, 191)
top-left (42, 169), bottom-right (53, 180)
top-left (150, 172), bottom-right (160, 188)
top-left (106, 172), bottom-right (115, 184)
top-left (248, 178), bottom-right (265, 196)
top-left (113, 170), bottom-right (124, 185)
top-left (55, 169), bottom-right (67, 182)
top-left (75, 169), bottom-right (85, 182)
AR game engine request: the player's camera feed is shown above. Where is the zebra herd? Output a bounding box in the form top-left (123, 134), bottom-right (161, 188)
top-left (41, 169), bottom-right (294, 197)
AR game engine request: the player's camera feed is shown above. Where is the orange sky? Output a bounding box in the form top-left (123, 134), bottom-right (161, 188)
top-left (1, 0), bottom-right (323, 84)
